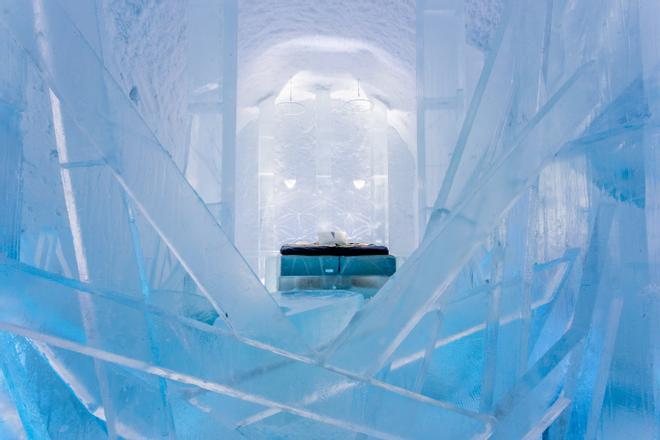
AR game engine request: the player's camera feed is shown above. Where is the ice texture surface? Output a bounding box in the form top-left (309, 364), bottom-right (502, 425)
top-left (0, 0), bottom-right (658, 438)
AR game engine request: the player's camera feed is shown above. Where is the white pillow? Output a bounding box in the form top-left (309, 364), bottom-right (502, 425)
top-left (317, 230), bottom-right (348, 245)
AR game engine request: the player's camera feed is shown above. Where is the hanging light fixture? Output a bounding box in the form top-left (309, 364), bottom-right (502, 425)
top-left (344, 79), bottom-right (373, 113)
top-left (284, 178), bottom-right (297, 189)
top-left (276, 80), bottom-right (306, 116)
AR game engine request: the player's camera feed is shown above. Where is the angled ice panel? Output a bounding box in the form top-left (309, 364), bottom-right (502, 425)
top-left (326, 59), bottom-right (605, 376)
top-left (0, 0), bottom-right (308, 353)
top-left (278, 291), bottom-right (364, 349)
top-left (0, 261), bottom-right (490, 439)
top-left (0, 334), bottom-right (108, 439)
top-left (0, 373), bottom-right (26, 440)
top-left (377, 246), bottom-right (575, 412)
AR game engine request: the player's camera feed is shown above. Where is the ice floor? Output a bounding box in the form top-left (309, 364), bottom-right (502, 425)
top-left (0, 0), bottom-right (659, 439)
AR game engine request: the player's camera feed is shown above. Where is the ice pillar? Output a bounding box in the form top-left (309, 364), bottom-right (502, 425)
top-left (221, 0), bottom-right (238, 243)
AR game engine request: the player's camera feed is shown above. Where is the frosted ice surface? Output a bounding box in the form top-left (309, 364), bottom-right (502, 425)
top-left (0, 0), bottom-right (658, 438)
top-left (0, 0), bottom-right (309, 354)
top-left (0, 261), bottom-right (489, 439)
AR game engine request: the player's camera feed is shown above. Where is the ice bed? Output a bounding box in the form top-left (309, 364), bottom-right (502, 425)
top-left (278, 243), bottom-right (396, 294)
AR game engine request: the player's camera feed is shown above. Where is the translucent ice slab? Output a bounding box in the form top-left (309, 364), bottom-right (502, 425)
top-left (276, 290), bottom-right (364, 348)
top-left (0, 0), bottom-right (308, 353)
top-left (327, 0), bottom-right (650, 378)
top-left (326, 59), bottom-right (605, 375)
top-left (0, 260), bottom-right (490, 439)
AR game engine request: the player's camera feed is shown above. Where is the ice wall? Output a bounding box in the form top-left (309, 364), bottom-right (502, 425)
top-left (255, 74), bottom-right (390, 279)
top-left (0, 0), bottom-right (658, 439)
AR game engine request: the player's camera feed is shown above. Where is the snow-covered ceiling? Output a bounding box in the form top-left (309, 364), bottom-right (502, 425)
top-left (237, 0), bottom-right (416, 118)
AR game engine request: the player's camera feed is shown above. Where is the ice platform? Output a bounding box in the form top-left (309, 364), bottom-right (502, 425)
top-left (278, 254), bottom-right (396, 294)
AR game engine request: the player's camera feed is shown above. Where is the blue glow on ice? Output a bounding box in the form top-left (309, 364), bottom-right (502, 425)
top-left (0, 0), bottom-right (658, 438)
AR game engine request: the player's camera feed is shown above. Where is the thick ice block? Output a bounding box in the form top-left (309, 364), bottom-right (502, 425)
top-left (0, 101), bottom-right (23, 261)
top-left (340, 255), bottom-right (396, 276)
top-left (277, 290), bottom-right (364, 348)
top-left (326, 59), bottom-right (607, 376)
top-left (280, 255), bottom-right (339, 276)
top-left (0, 261), bottom-right (490, 439)
top-left (0, 0), bottom-right (308, 353)
top-left (0, 333), bottom-right (107, 439)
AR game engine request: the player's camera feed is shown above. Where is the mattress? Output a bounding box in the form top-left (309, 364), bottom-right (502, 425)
top-left (280, 243), bottom-right (389, 256)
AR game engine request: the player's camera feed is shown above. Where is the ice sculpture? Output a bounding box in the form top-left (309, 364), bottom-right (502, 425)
top-left (0, 0), bottom-right (658, 439)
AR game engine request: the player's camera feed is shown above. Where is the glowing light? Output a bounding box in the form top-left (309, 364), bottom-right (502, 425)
top-left (284, 179), bottom-right (297, 189)
top-left (353, 179), bottom-right (366, 190)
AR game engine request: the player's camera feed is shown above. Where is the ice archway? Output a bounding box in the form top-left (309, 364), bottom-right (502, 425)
top-left (238, 67), bottom-right (413, 278)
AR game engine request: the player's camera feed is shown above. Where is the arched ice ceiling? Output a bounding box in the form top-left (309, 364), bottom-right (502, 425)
top-left (236, 0), bottom-right (417, 141)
